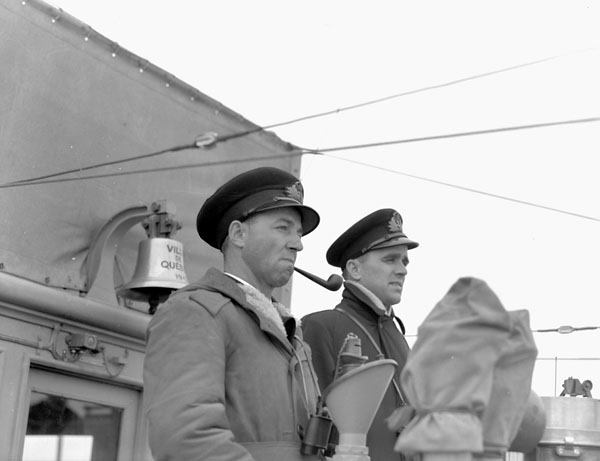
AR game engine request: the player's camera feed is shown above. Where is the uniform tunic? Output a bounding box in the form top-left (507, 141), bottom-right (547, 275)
top-left (302, 282), bottom-right (411, 461)
top-left (143, 268), bottom-right (321, 461)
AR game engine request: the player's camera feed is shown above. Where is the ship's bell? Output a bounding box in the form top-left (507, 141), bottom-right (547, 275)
top-left (117, 237), bottom-right (188, 313)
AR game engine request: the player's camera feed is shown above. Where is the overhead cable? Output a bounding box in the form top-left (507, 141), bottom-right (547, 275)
top-left (0, 153), bottom-right (303, 187)
top-left (3, 121), bottom-right (599, 223)
top-left (3, 53), bottom-right (570, 187)
top-left (326, 153), bottom-right (600, 223)
top-left (533, 325), bottom-right (600, 334)
top-left (258, 53), bottom-right (568, 131)
top-left (406, 325), bottom-right (600, 339)
top-left (3, 116), bottom-right (598, 189)
top-left (147, 54), bottom-right (570, 145)
top-left (303, 116), bottom-right (600, 154)
top-left (4, 142), bottom-right (196, 187)
top-left (2, 115), bottom-right (599, 228)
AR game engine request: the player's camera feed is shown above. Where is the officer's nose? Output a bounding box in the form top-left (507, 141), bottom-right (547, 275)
top-left (288, 234), bottom-right (303, 252)
top-left (395, 262), bottom-right (408, 276)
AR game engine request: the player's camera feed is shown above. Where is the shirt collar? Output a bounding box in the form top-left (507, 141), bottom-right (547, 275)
top-left (224, 272), bottom-right (252, 288)
top-left (345, 280), bottom-right (393, 316)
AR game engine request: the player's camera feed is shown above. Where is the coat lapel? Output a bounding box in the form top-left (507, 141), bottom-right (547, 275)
top-left (202, 268), bottom-right (294, 354)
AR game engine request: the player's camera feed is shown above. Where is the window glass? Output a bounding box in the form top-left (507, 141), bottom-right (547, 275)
top-left (24, 391), bottom-right (122, 461)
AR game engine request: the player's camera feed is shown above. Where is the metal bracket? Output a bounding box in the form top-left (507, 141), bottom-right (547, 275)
top-left (83, 200), bottom-right (174, 305)
top-left (37, 323), bottom-right (128, 378)
top-left (555, 436), bottom-right (582, 458)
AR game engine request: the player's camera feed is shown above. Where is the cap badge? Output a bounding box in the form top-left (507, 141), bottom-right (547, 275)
top-left (283, 181), bottom-right (304, 203)
top-left (388, 212), bottom-right (404, 233)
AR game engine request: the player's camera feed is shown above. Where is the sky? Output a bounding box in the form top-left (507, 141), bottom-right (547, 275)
top-left (46, 0), bottom-right (600, 398)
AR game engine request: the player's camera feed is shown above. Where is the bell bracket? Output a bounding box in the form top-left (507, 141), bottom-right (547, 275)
top-left (141, 210), bottom-right (182, 239)
top-left (84, 200), bottom-right (175, 305)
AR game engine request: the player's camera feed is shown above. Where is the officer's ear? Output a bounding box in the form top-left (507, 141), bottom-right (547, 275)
top-left (227, 220), bottom-right (246, 248)
top-left (345, 258), bottom-right (361, 281)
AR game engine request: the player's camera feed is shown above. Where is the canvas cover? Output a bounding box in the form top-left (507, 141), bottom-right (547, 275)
top-left (388, 277), bottom-right (538, 458)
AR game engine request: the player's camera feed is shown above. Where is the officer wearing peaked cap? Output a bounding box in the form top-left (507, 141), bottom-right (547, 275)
top-left (302, 208), bottom-right (419, 461)
top-left (197, 166), bottom-right (320, 250)
top-left (144, 167), bottom-right (324, 461)
top-left (326, 208), bottom-right (418, 268)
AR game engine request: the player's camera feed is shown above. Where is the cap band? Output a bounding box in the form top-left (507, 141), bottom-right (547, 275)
top-left (197, 167), bottom-right (320, 249)
top-left (214, 189), bottom-right (314, 248)
top-left (326, 208), bottom-right (418, 268)
top-left (361, 233), bottom-right (408, 254)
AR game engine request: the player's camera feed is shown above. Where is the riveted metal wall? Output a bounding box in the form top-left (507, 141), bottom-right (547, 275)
top-left (0, 0), bottom-right (301, 310)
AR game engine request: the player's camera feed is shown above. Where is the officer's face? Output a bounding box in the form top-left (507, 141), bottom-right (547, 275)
top-left (354, 245), bottom-right (409, 307)
top-left (241, 207), bottom-right (303, 289)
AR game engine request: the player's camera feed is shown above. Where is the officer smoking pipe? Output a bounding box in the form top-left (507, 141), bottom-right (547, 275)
top-left (294, 267), bottom-right (343, 291)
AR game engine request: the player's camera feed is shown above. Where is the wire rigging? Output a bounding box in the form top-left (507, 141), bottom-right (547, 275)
top-left (405, 325), bottom-right (600, 338)
top-left (258, 54), bottom-right (567, 131)
top-left (3, 116), bottom-right (599, 222)
top-left (2, 115), bottom-right (598, 191)
top-left (326, 152), bottom-right (600, 223)
top-left (5, 143), bottom-right (196, 186)
top-left (303, 117), bottom-right (600, 155)
top-left (534, 325), bottom-right (600, 334)
top-left (0, 153), bottom-right (303, 187)
top-left (3, 52), bottom-right (572, 187)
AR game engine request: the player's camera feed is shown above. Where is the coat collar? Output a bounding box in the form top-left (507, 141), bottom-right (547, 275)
top-left (339, 281), bottom-right (406, 334)
top-left (345, 280), bottom-right (391, 315)
top-left (199, 268), bottom-right (297, 348)
top-left (343, 281), bottom-right (394, 318)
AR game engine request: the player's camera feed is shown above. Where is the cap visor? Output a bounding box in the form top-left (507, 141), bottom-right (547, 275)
top-left (372, 237), bottom-right (419, 250)
top-left (252, 203), bottom-right (320, 236)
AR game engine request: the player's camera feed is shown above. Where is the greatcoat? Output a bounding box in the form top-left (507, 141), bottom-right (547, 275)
top-left (143, 268), bottom-right (321, 461)
top-left (301, 281), bottom-right (411, 461)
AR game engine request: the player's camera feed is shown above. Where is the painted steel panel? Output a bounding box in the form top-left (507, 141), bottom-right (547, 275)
top-left (0, 0), bottom-right (300, 308)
